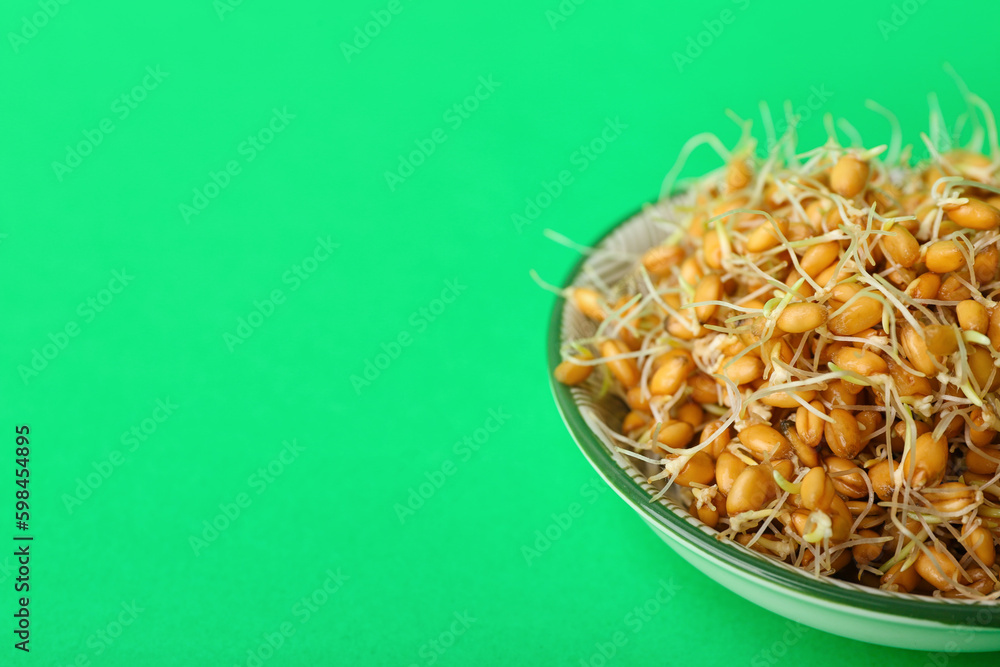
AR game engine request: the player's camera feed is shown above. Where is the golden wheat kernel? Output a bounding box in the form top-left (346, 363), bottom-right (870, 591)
top-left (915, 547), bottom-right (959, 591)
top-left (554, 351), bottom-right (594, 385)
top-left (827, 293), bottom-right (883, 336)
top-left (599, 339), bottom-right (640, 389)
top-left (922, 324), bottom-right (958, 357)
top-left (832, 346), bottom-right (888, 376)
top-left (712, 195), bottom-right (750, 218)
top-left (726, 464), bottom-right (777, 515)
top-left (776, 303), bottom-right (827, 334)
top-left (974, 245), bottom-right (999, 283)
top-left (784, 270), bottom-right (816, 299)
top-left (642, 245), bottom-right (684, 277)
top-left (952, 568), bottom-right (995, 596)
top-left (824, 409), bottom-right (863, 459)
top-left (758, 388), bottom-right (817, 408)
top-left (572, 287), bottom-right (605, 321)
top-left (689, 373), bottom-right (720, 404)
top-left (675, 402), bottom-right (704, 428)
top-left (856, 409), bottom-right (883, 436)
top-left (694, 274), bottom-right (723, 322)
top-left (899, 432), bottom-right (948, 489)
top-left (957, 300), bottom-right (988, 334)
top-left (680, 256), bottom-right (703, 287)
top-left (989, 305), bottom-right (1000, 350)
top-left (703, 230), bottom-right (723, 269)
top-left (700, 420), bottom-right (732, 459)
top-left (655, 420), bottom-right (695, 450)
top-left (625, 386), bottom-right (649, 411)
top-left (900, 324), bottom-right (939, 376)
top-left (824, 456), bottom-right (868, 499)
top-left (689, 499), bottom-right (720, 529)
top-left (721, 355), bottom-right (765, 386)
top-left (715, 452), bottom-right (748, 496)
top-left (881, 560), bottom-right (920, 592)
top-left (739, 424), bottom-right (792, 461)
top-left (745, 218), bottom-right (790, 253)
top-left (650, 356), bottom-right (689, 396)
top-left (905, 273), bottom-right (941, 300)
top-left (968, 346), bottom-right (996, 391)
top-left (882, 225), bottom-right (920, 267)
top-left (925, 482), bottom-right (977, 515)
top-left (887, 359), bottom-right (933, 397)
top-left (852, 529), bottom-right (883, 568)
top-left (783, 425), bottom-right (819, 468)
top-left (795, 400), bottom-right (826, 449)
top-left (945, 198), bottom-right (1000, 231)
top-left (961, 526), bottom-right (996, 567)
top-left (799, 241), bottom-right (840, 277)
top-left (886, 267), bottom-right (916, 290)
top-left (831, 155), bottom-right (870, 198)
top-left (925, 240), bottom-right (965, 274)
top-left (966, 445), bottom-right (1000, 474)
top-left (786, 222), bottom-right (814, 243)
top-left (672, 450), bottom-right (715, 487)
top-left (938, 274), bottom-right (973, 302)
top-left (622, 410), bottom-right (651, 433)
top-left (727, 158), bottom-right (753, 192)
top-left (800, 467), bottom-right (836, 511)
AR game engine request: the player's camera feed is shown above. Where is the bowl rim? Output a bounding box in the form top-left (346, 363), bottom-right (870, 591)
top-left (546, 202), bottom-right (1000, 630)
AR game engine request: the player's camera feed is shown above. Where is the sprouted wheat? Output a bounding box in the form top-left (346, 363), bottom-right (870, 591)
top-left (551, 86), bottom-right (1000, 600)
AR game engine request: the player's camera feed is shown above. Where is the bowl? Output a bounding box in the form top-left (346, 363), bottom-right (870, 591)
top-left (546, 198), bottom-right (1000, 652)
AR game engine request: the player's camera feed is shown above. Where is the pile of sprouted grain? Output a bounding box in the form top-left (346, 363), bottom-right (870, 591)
top-left (550, 92), bottom-right (1000, 599)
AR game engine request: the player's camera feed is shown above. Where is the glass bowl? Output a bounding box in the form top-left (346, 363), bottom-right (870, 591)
top-left (547, 198), bottom-right (1000, 652)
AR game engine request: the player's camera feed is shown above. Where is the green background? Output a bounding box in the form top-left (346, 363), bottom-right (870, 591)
top-left (2, 0), bottom-right (999, 664)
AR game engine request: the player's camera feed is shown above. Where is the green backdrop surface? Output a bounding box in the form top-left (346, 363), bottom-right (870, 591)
top-left (2, 0), bottom-right (1000, 664)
